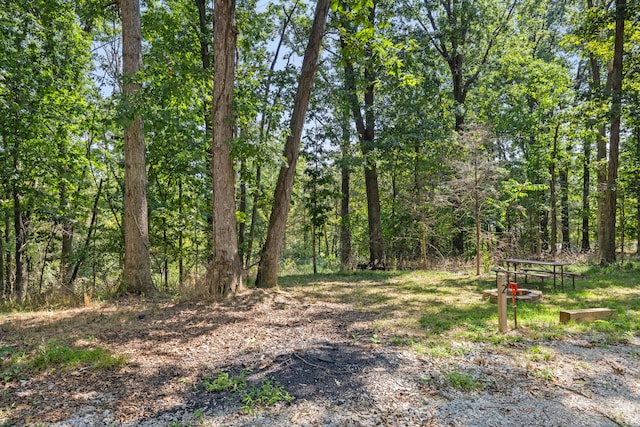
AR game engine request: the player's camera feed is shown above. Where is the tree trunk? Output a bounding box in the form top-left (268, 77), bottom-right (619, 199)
top-left (255, 0), bottom-right (331, 288)
top-left (549, 124), bottom-right (558, 257)
top-left (204, 0), bottom-right (243, 299)
top-left (636, 126), bottom-right (640, 252)
top-left (581, 135), bottom-right (591, 252)
top-left (312, 221), bottom-right (317, 274)
top-left (4, 215), bottom-right (10, 298)
top-left (0, 223), bottom-right (4, 297)
top-left (122, 0), bottom-right (153, 294)
top-left (69, 179), bottom-right (103, 287)
top-left (560, 167), bottom-right (570, 252)
top-left (13, 186), bottom-right (28, 302)
top-left (620, 193), bottom-right (625, 260)
top-left (178, 179), bottom-right (184, 287)
top-left (195, 0), bottom-right (215, 264)
top-left (599, 0), bottom-right (625, 265)
top-left (474, 154), bottom-right (481, 275)
top-left (59, 181), bottom-right (74, 293)
top-left (340, 7), bottom-right (385, 268)
top-left (339, 108), bottom-right (352, 271)
top-left (238, 158), bottom-right (247, 262)
top-left (245, 8), bottom-right (294, 270)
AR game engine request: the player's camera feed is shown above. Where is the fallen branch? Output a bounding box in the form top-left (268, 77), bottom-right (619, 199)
top-left (293, 352), bottom-right (330, 370)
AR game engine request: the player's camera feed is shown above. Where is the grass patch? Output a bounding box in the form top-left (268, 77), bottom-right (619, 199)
top-left (280, 266), bottom-right (640, 348)
top-left (241, 377), bottom-right (294, 415)
top-left (445, 370), bottom-right (482, 391)
top-left (1, 341), bottom-right (125, 383)
top-left (201, 371), bottom-right (294, 415)
top-left (202, 371), bottom-right (247, 393)
top-left (531, 366), bottom-right (555, 382)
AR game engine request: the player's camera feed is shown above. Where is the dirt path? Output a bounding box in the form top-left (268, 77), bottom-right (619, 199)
top-left (1, 285), bottom-right (639, 426)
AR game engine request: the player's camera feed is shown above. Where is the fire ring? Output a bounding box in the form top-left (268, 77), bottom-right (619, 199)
top-left (482, 288), bottom-right (543, 303)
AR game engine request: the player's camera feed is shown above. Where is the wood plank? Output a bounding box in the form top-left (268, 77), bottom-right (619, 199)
top-left (497, 272), bottom-right (508, 333)
top-left (559, 308), bottom-right (617, 323)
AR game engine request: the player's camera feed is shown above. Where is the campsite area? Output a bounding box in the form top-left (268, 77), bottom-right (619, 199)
top-left (2, 268), bottom-right (639, 426)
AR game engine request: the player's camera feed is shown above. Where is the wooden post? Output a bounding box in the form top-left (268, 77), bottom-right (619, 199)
top-left (497, 272), bottom-right (508, 332)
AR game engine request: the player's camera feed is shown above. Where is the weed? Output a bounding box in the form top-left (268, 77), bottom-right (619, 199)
top-left (529, 345), bottom-right (554, 362)
top-left (202, 371), bottom-right (247, 393)
top-left (531, 367), bottom-right (555, 382)
top-left (370, 334), bottom-right (380, 345)
top-left (427, 343), bottom-right (469, 358)
top-left (201, 372), bottom-right (293, 415)
top-left (241, 377), bottom-right (294, 415)
top-left (167, 408), bottom-right (204, 427)
top-left (445, 371), bottom-right (482, 391)
top-left (193, 409), bottom-right (204, 425)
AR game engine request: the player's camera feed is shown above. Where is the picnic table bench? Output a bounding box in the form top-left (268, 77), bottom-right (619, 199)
top-left (498, 259), bottom-right (582, 290)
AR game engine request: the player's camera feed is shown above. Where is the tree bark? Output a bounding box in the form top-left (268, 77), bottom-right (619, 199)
top-left (255, 0), bottom-right (331, 288)
top-left (13, 184), bottom-right (28, 302)
top-left (238, 158), bottom-right (247, 262)
top-left (59, 181), bottom-right (74, 293)
top-left (549, 123), bottom-right (559, 257)
top-left (560, 167), bottom-right (570, 252)
top-left (581, 134), bottom-right (591, 252)
top-left (0, 222), bottom-right (4, 297)
top-left (195, 0), bottom-right (215, 262)
top-left (599, 0), bottom-right (625, 265)
top-left (3, 216), bottom-right (10, 298)
top-left (339, 107), bottom-right (352, 271)
top-left (122, 0), bottom-right (153, 294)
top-left (204, 0), bottom-right (243, 299)
top-left (636, 126), bottom-right (640, 252)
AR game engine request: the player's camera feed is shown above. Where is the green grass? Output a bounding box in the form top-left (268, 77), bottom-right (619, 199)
top-left (445, 371), bottom-right (482, 391)
top-left (1, 341), bottom-right (125, 383)
top-left (202, 371), bottom-right (247, 393)
top-left (201, 372), bottom-right (294, 415)
top-left (241, 377), bottom-right (294, 414)
top-left (279, 264), bottom-right (640, 349)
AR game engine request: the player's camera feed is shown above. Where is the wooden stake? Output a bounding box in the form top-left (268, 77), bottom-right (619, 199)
top-left (497, 272), bottom-right (508, 332)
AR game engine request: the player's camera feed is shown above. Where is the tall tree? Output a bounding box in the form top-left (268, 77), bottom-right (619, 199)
top-left (415, 0), bottom-right (517, 132)
top-left (340, 4), bottom-right (386, 268)
top-left (415, 0), bottom-right (517, 254)
top-left (122, 0), bottom-right (153, 293)
top-left (598, 0), bottom-right (626, 264)
top-left (255, 0), bottom-right (331, 288)
top-left (339, 104), bottom-right (353, 270)
top-left (204, 0), bottom-right (243, 298)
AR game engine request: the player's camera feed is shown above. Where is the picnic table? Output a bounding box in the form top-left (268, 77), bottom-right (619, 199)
top-left (499, 258), bottom-right (575, 290)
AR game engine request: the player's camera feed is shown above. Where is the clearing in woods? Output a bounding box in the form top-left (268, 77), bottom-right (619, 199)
top-left (1, 268), bottom-right (639, 426)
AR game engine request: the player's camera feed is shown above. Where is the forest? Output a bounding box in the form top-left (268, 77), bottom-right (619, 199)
top-left (1, 0), bottom-right (639, 303)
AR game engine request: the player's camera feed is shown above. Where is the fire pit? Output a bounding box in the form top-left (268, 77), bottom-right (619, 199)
top-left (482, 288), bottom-right (542, 303)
